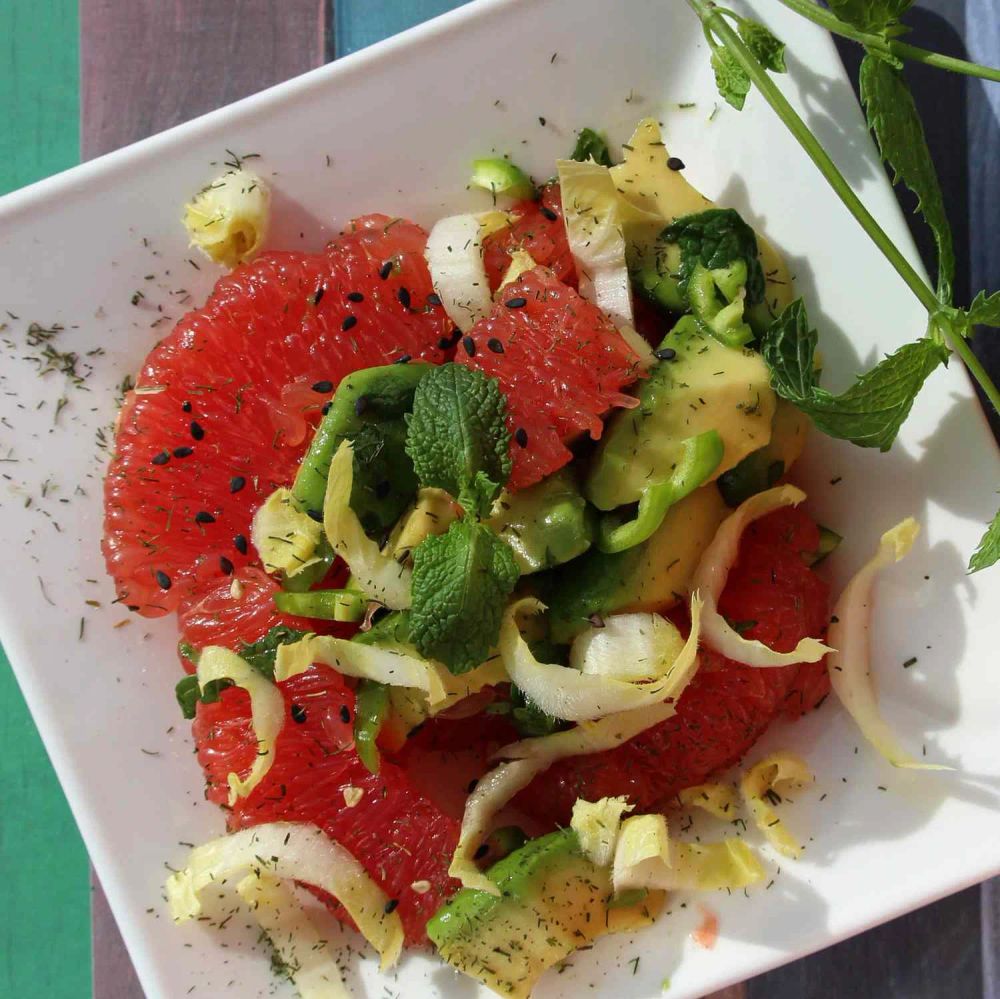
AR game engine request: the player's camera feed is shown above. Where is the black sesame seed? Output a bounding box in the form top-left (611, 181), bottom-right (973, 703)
top-left (339, 704), bottom-right (351, 723)
top-left (384, 898), bottom-right (399, 915)
top-left (311, 380), bottom-right (334, 393)
top-left (341, 315), bottom-right (357, 332)
top-left (397, 287), bottom-right (411, 309)
top-left (505, 296), bottom-right (527, 309)
top-left (667, 156), bottom-right (685, 171)
top-left (462, 336), bottom-right (476, 357)
top-left (194, 511), bottom-right (216, 524)
top-left (379, 260), bottom-right (393, 280)
top-left (426, 292), bottom-right (442, 306)
top-left (155, 570), bottom-right (172, 590)
top-left (540, 206), bottom-right (558, 221)
top-left (126, 604), bottom-right (140, 612)
top-left (450, 327), bottom-right (463, 344)
top-left (321, 401), bottom-right (332, 415)
top-left (230, 476), bottom-right (246, 494)
top-left (437, 337), bottom-right (452, 351)
top-left (467, 778), bottom-right (479, 793)
top-left (354, 395), bottom-right (369, 417)
top-left (474, 843), bottom-right (490, 860)
top-left (313, 286), bottom-right (325, 305)
top-left (487, 337), bottom-right (505, 354)
top-left (394, 353), bottom-right (412, 365)
top-left (219, 556), bottom-right (234, 575)
top-left (306, 508), bottom-right (323, 522)
top-left (654, 347), bottom-right (677, 361)
top-left (375, 480), bottom-right (391, 500)
top-left (347, 291), bottom-right (364, 302)
top-left (173, 446), bottom-right (194, 458)
top-left (538, 116), bottom-right (547, 126)
top-left (181, 400), bottom-right (192, 413)
top-left (190, 420), bottom-right (205, 441)
top-left (233, 534), bottom-right (248, 555)
top-left (514, 427), bottom-right (528, 448)
top-left (290, 703), bottom-right (307, 724)
top-left (151, 451), bottom-right (170, 466)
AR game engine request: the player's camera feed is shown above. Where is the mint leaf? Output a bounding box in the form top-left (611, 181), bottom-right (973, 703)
top-left (827, 0), bottom-right (913, 34)
top-left (859, 54), bottom-right (955, 304)
top-left (762, 300), bottom-right (949, 450)
top-left (964, 290), bottom-right (1000, 330)
top-left (410, 519), bottom-right (519, 674)
top-left (737, 20), bottom-right (786, 73)
top-left (969, 506), bottom-right (1000, 573)
top-left (405, 363), bottom-right (511, 517)
top-left (663, 208), bottom-right (765, 305)
top-left (571, 127), bottom-right (614, 167)
top-left (711, 47), bottom-right (751, 111)
top-left (238, 624), bottom-right (311, 680)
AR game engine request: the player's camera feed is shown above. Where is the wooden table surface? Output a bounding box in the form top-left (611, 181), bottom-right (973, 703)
top-left (2, 1), bottom-right (999, 997)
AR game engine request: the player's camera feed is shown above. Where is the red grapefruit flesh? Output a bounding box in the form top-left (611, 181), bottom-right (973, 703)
top-left (103, 217), bottom-right (450, 616)
top-left (456, 266), bottom-right (642, 490)
top-left (193, 666), bottom-right (460, 945)
top-left (515, 507), bottom-right (831, 824)
top-left (482, 183), bottom-right (576, 292)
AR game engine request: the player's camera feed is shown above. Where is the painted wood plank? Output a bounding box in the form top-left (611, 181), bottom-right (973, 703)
top-left (79, 3), bottom-right (327, 994)
top-left (80, 0), bottom-right (327, 160)
top-left (334, 0), bottom-right (469, 57)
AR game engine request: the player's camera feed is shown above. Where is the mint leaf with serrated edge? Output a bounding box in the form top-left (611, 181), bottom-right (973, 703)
top-left (711, 47), bottom-right (751, 111)
top-left (409, 519), bottom-right (519, 674)
top-left (571, 127), bottom-right (614, 167)
top-left (827, 0), bottom-right (914, 35)
top-left (737, 20), bottom-right (786, 73)
top-left (964, 290), bottom-right (1000, 330)
top-left (969, 506), bottom-right (1000, 573)
top-left (238, 624), bottom-right (311, 680)
top-left (762, 300), bottom-right (949, 450)
top-left (663, 208), bottom-right (765, 305)
top-left (405, 363), bottom-right (511, 518)
top-left (859, 54), bottom-right (955, 304)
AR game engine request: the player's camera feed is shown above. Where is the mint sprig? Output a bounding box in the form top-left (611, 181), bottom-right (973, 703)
top-left (969, 507), bottom-right (1000, 574)
top-left (405, 363), bottom-right (511, 518)
top-left (762, 300), bottom-right (948, 450)
top-left (410, 520), bottom-right (519, 674)
top-left (687, 0), bottom-right (1000, 571)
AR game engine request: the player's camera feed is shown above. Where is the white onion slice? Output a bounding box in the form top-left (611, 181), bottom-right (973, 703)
top-left (166, 822), bottom-right (404, 970)
top-left (570, 796), bottom-right (633, 867)
top-left (324, 441), bottom-right (411, 609)
top-left (691, 485), bottom-right (833, 666)
top-left (827, 518), bottom-right (950, 770)
top-left (252, 487), bottom-right (324, 578)
top-left (425, 213), bottom-right (495, 332)
top-left (448, 759), bottom-right (545, 895)
top-left (197, 646), bottom-right (285, 805)
top-left (739, 751), bottom-right (812, 859)
top-left (236, 872), bottom-right (349, 999)
top-left (570, 612), bottom-right (686, 681)
top-left (500, 597), bottom-right (701, 721)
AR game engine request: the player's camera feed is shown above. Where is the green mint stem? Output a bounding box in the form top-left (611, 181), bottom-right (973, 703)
top-left (688, 0), bottom-right (1000, 416)
top-left (776, 0), bottom-right (1000, 84)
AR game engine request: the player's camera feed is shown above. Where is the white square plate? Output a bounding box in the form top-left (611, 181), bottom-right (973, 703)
top-left (1, 1), bottom-right (998, 996)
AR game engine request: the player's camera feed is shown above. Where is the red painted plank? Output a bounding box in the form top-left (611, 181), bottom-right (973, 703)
top-left (80, 0), bottom-right (326, 158)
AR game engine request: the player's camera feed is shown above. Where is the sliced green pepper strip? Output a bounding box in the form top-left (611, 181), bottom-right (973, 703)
top-left (273, 588), bottom-right (365, 623)
top-left (804, 526), bottom-right (843, 567)
top-left (469, 158), bottom-right (536, 200)
top-left (354, 679), bottom-right (391, 775)
top-left (633, 263), bottom-right (686, 312)
top-left (285, 364), bottom-right (433, 592)
top-left (687, 264), bottom-right (754, 349)
top-left (596, 430), bottom-right (724, 553)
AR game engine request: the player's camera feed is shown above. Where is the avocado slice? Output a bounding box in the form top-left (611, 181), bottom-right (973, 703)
top-left (546, 484), bottom-right (730, 644)
top-left (488, 469), bottom-right (595, 573)
top-left (428, 829), bottom-right (660, 999)
top-left (586, 315), bottom-right (776, 513)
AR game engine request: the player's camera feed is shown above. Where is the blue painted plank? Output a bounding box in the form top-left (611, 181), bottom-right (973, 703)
top-left (334, 0), bottom-right (469, 57)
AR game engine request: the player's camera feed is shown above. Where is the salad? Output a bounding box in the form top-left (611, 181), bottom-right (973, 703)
top-left (101, 118), bottom-right (937, 998)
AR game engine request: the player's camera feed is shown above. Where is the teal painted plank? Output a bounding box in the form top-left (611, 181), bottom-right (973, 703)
top-left (335, 0), bottom-right (468, 57)
top-left (0, 2), bottom-right (90, 997)
top-left (0, 0), bottom-right (80, 195)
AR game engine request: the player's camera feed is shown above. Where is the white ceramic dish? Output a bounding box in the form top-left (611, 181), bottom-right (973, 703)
top-left (1, 1), bottom-right (998, 996)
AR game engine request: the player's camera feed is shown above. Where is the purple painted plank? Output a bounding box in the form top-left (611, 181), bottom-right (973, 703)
top-left (80, 4), bottom-right (325, 993)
